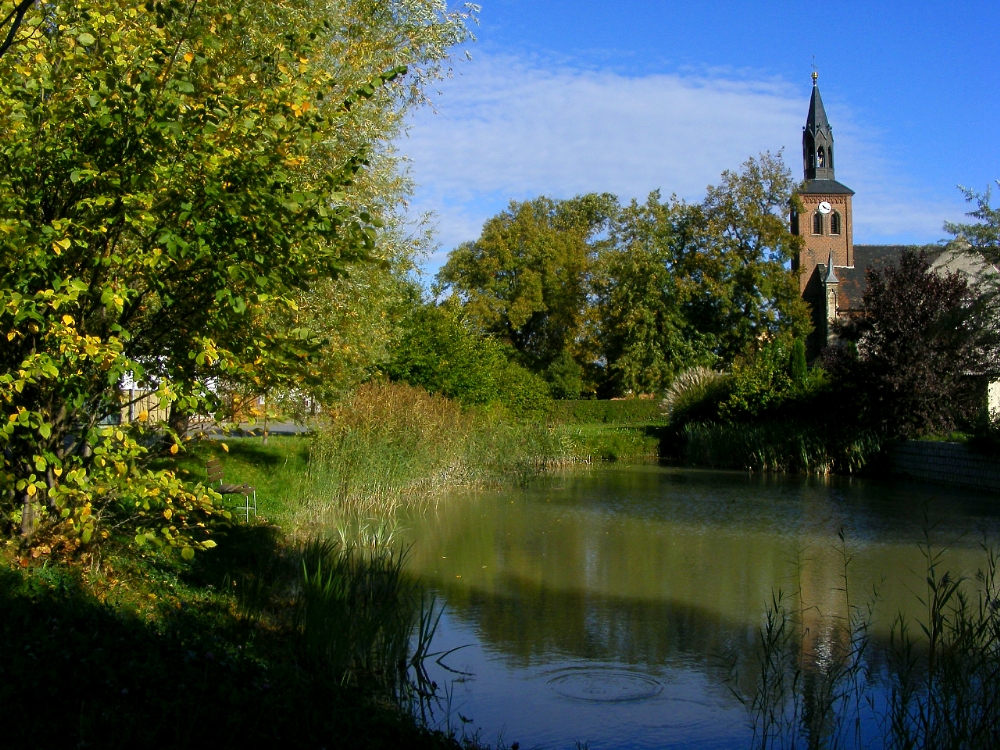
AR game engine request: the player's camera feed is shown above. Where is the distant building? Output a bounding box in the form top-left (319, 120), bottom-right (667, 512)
top-left (790, 72), bottom-right (997, 359)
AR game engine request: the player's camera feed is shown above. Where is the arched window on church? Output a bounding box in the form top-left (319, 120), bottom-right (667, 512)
top-left (817, 146), bottom-right (826, 168)
top-left (812, 212), bottom-right (823, 235)
top-left (790, 208), bottom-right (799, 235)
top-left (830, 211), bottom-right (841, 235)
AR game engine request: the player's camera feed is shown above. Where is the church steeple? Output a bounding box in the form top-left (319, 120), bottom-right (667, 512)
top-left (803, 71), bottom-right (835, 181)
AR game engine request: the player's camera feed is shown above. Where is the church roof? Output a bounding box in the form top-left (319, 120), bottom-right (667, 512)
top-left (798, 179), bottom-right (855, 195)
top-left (836, 245), bottom-right (943, 311)
top-left (805, 80), bottom-right (831, 136)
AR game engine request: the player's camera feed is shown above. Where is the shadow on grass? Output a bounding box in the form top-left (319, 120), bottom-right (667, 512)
top-left (0, 542), bottom-right (463, 750)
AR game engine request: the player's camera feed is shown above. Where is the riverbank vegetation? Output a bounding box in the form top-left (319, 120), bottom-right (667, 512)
top-left (730, 534), bottom-right (1000, 750)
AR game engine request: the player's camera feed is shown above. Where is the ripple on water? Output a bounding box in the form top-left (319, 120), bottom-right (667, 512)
top-left (545, 667), bottom-right (664, 704)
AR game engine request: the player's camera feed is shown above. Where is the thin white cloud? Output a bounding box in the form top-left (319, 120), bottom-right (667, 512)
top-left (398, 54), bottom-right (970, 270)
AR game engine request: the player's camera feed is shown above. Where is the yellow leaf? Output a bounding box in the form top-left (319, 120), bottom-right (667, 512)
top-left (26, 484), bottom-right (36, 497)
top-left (184, 52), bottom-right (194, 63)
top-left (62, 315), bottom-right (74, 325)
top-left (53, 467), bottom-right (62, 477)
top-left (137, 410), bottom-right (148, 422)
top-left (163, 508), bottom-right (172, 520)
top-left (170, 444), bottom-right (179, 455)
top-left (220, 443), bottom-right (229, 453)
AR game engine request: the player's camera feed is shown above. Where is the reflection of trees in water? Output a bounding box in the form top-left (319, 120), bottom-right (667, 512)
top-left (406, 470), bottom-right (1000, 746)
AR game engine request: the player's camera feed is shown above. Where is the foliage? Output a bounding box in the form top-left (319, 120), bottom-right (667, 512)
top-left (436, 193), bottom-right (618, 377)
top-left (0, 0), bottom-right (473, 551)
top-left (825, 250), bottom-right (1000, 439)
top-left (594, 194), bottom-right (720, 394)
top-left (547, 398), bottom-right (667, 425)
top-left (386, 303), bottom-right (551, 412)
top-left (3, 0), bottom-right (384, 549)
top-left (295, 382), bottom-right (572, 527)
top-left (699, 152), bottom-right (812, 361)
top-left (0, 0), bottom-right (34, 58)
top-left (945, 181), bottom-right (1000, 268)
top-left (262, 0), bottom-right (476, 409)
top-left (441, 155), bottom-right (810, 397)
top-left (719, 338), bottom-right (817, 422)
top-left (660, 367), bottom-right (731, 428)
top-left (682, 418), bottom-right (882, 474)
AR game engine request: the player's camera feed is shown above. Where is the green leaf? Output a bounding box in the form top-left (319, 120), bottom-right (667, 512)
top-left (181, 547), bottom-right (195, 560)
top-left (76, 32), bottom-right (96, 46)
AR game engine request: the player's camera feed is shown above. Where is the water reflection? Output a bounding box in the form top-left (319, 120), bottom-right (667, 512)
top-left (400, 465), bottom-right (1000, 749)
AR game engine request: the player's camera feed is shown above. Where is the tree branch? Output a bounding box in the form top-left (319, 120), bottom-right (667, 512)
top-left (0, 0), bottom-right (35, 58)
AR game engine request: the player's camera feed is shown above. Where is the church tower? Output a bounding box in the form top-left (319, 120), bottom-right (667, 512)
top-left (791, 72), bottom-right (855, 296)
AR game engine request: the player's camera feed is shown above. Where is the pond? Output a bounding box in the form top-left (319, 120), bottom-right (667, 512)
top-left (399, 464), bottom-right (1000, 749)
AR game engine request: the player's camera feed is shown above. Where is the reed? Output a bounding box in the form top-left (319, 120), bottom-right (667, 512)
top-left (296, 537), bottom-right (441, 699)
top-left (683, 419), bottom-right (882, 474)
top-left (291, 382), bottom-right (574, 529)
top-left (729, 533), bottom-right (1000, 750)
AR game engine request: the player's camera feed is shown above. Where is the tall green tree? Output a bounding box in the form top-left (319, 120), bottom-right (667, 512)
top-left (700, 152), bottom-right (811, 361)
top-left (436, 194), bottom-right (618, 384)
top-left (0, 0), bottom-right (404, 548)
top-left (594, 193), bottom-right (718, 395)
top-left (594, 154), bottom-right (810, 395)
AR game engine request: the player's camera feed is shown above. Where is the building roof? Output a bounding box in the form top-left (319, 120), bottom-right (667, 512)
top-left (805, 80), bottom-right (831, 137)
top-left (836, 245), bottom-right (943, 311)
top-left (798, 179), bottom-right (855, 195)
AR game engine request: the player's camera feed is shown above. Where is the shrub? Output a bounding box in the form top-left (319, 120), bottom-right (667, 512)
top-left (826, 250), bottom-right (1000, 439)
top-left (660, 367), bottom-right (731, 427)
top-left (386, 305), bottom-right (551, 415)
top-left (547, 399), bottom-right (667, 425)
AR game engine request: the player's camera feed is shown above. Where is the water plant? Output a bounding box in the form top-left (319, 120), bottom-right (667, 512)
top-left (729, 531), bottom-right (1000, 749)
top-left (290, 382), bottom-right (575, 528)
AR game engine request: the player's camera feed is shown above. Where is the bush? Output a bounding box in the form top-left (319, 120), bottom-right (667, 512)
top-left (386, 305), bottom-right (551, 415)
top-left (547, 398), bottom-right (667, 425)
top-left (660, 367), bottom-right (731, 427)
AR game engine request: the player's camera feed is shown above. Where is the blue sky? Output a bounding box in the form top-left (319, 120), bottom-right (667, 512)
top-left (399, 0), bottom-right (1000, 273)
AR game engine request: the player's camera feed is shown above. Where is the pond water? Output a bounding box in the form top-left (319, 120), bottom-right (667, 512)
top-left (399, 464), bottom-right (1000, 750)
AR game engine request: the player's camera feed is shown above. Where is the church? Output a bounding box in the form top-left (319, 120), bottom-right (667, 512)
top-left (789, 72), bottom-right (993, 358)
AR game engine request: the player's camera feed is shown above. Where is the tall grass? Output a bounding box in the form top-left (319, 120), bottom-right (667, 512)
top-left (293, 382), bottom-right (574, 528)
top-left (683, 420), bottom-right (883, 474)
top-left (297, 537), bottom-right (441, 699)
top-left (728, 533), bottom-right (1000, 750)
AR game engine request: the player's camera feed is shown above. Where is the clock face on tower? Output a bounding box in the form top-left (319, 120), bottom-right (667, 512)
top-left (818, 201), bottom-right (832, 215)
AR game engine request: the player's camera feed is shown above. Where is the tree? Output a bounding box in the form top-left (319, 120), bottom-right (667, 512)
top-left (0, 0), bottom-right (403, 549)
top-left (700, 152), bottom-right (811, 361)
top-left (826, 251), bottom-right (1000, 438)
top-left (945, 182), bottom-right (1000, 267)
top-left (593, 193), bottom-right (718, 394)
top-left (0, 0), bottom-right (35, 59)
top-left (593, 154), bottom-right (810, 396)
top-left (436, 194), bottom-right (618, 384)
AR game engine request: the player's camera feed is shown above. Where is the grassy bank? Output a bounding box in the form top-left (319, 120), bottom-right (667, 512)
top-left (4, 386), bottom-right (673, 748)
top-left (0, 526), bottom-right (465, 749)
